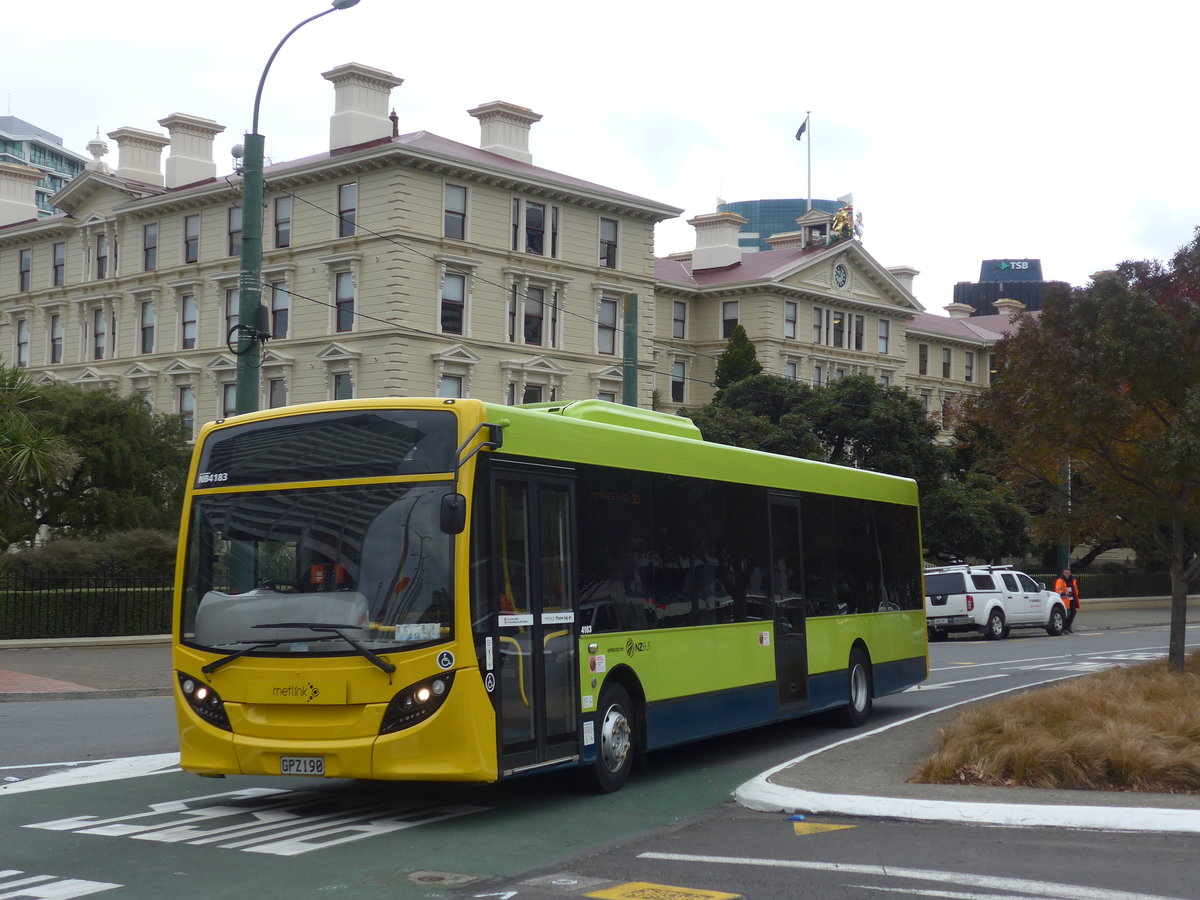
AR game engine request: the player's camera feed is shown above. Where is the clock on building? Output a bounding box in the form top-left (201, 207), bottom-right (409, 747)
top-left (834, 263), bottom-right (848, 288)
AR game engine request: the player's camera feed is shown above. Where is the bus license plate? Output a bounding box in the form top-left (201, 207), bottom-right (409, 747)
top-left (280, 756), bottom-right (324, 776)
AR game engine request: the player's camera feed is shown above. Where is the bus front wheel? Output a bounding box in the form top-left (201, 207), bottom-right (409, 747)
top-left (841, 648), bottom-right (873, 727)
top-left (586, 683), bottom-right (635, 793)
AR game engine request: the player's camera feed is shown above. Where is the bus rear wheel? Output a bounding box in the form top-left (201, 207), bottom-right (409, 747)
top-left (586, 683), bottom-right (635, 793)
top-left (841, 648), bottom-right (873, 727)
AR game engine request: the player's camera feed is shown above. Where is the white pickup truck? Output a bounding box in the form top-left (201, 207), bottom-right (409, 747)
top-left (924, 564), bottom-right (1067, 641)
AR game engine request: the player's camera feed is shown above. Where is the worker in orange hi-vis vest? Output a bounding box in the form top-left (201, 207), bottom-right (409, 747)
top-left (1054, 569), bottom-right (1081, 634)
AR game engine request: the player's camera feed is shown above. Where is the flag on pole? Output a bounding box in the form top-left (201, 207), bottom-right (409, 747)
top-left (795, 116), bottom-right (809, 141)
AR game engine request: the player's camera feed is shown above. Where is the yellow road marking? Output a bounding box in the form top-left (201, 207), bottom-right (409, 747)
top-left (586, 882), bottom-right (740, 900)
top-left (793, 821), bottom-right (856, 836)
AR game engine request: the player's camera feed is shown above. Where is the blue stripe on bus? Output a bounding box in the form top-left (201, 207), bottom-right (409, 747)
top-left (808, 655), bottom-right (927, 711)
top-left (644, 682), bottom-right (779, 751)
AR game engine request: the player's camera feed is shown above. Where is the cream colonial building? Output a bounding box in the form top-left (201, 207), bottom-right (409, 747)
top-left (0, 61), bottom-right (1014, 434)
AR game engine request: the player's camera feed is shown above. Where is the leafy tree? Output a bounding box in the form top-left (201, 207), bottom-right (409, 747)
top-left (921, 474), bottom-right (1030, 563)
top-left (3, 382), bottom-right (190, 545)
top-left (0, 366), bottom-right (79, 548)
top-left (712, 324), bottom-right (763, 390)
top-left (972, 232), bottom-right (1200, 670)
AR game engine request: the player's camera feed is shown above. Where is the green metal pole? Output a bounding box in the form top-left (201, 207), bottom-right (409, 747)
top-left (621, 293), bottom-right (638, 407)
top-left (234, 132), bottom-right (264, 416)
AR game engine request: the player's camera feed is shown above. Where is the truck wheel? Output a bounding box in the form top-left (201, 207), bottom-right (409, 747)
top-left (841, 648), bottom-right (873, 727)
top-left (1046, 606), bottom-right (1066, 636)
top-left (983, 608), bottom-right (1006, 640)
top-left (585, 683), bottom-right (636, 793)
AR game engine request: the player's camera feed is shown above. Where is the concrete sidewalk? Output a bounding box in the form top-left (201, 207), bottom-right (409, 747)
top-left (0, 638), bottom-right (171, 701)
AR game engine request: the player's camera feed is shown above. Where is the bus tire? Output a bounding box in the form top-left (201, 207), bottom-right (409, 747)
top-left (841, 648), bottom-right (873, 728)
top-left (585, 683), bottom-right (636, 793)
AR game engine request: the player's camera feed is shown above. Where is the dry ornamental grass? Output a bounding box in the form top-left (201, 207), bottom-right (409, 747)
top-left (909, 650), bottom-right (1200, 793)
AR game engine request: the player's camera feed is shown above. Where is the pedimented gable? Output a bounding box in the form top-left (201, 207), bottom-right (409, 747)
top-left (50, 170), bottom-right (163, 220)
top-left (778, 242), bottom-right (923, 313)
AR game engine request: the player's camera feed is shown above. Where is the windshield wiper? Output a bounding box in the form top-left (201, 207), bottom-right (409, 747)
top-left (252, 622), bottom-right (397, 675)
top-left (200, 636), bottom-right (339, 675)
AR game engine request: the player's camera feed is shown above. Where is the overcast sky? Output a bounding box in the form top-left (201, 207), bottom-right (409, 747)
top-left (8, 0), bottom-right (1198, 313)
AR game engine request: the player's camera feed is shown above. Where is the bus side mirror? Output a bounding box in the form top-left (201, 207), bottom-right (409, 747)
top-left (441, 493), bottom-right (467, 535)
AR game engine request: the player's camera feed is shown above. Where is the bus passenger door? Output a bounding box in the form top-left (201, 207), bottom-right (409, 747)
top-left (770, 496), bottom-right (809, 714)
top-left (492, 472), bottom-right (579, 777)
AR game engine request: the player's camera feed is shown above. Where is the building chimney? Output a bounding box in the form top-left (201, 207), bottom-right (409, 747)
top-left (887, 265), bottom-right (919, 293)
top-left (0, 162), bottom-right (42, 225)
top-left (943, 302), bottom-right (975, 319)
top-left (107, 126), bottom-right (170, 185)
top-left (467, 101), bottom-right (542, 165)
top-left (158, 114), bottom-right (225, 187)
top-left (993, 298), bottom-right (1027, 316)
top-left (688, 211), bottom-right (747, 271)
top-left (764, 230), bottom-right (805, 250)
top-left (322, 63), bottom-right (404, 150)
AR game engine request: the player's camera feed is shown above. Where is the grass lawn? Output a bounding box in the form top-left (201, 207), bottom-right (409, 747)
top-left (910, 649), bottom-right (1200, 793)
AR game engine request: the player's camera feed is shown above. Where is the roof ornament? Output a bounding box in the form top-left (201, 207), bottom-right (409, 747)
top-left (85, 128), bottom-right (111, 174)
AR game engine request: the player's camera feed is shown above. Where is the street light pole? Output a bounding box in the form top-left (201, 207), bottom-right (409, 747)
top-left (234, 0), bottom-right (361, 416)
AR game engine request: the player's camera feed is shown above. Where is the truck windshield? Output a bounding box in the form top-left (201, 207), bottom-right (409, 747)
top-left (181, 483), bottom-right (453, 655)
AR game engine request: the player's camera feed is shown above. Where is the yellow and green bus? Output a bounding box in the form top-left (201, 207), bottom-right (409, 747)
top-left (173, 397), bottom-right (927, 792)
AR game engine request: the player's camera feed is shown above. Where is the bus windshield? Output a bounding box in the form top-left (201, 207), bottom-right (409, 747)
top-left (181, 483), bottom-right (453, 655)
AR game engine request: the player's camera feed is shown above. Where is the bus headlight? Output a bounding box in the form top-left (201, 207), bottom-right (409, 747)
top-left (178, 672), bottom-right (232, 731)
top-left (380, 672), bottom-right (455, 734)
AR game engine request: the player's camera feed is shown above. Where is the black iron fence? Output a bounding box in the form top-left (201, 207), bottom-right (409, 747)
top-left (1027, 571), bottom-right (1199, 600)
top-left (0, 573), bottom-right (173, 640)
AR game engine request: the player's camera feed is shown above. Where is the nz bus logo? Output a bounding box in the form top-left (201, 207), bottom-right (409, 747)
top-left (625, 638), bottom-right (651, 657)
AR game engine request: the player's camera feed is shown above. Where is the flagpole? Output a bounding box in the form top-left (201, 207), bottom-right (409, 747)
top-left (805, 111), bottom-right (812, 211)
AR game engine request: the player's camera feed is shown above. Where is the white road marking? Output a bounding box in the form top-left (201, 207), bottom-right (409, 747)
top-left (639, 852), bottom-right (1190, 900)
top-left (0, 754), bottom-right (179, 794)
top-left (906, 674), bottom-right (1009, 691)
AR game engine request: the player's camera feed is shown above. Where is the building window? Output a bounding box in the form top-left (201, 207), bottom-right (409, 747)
top-left (274, 196), bottom-right (292, 248)
top-left (988, 353), bottom-right (998, 384)
top-left (721, 301), bottom-right (739, 339)
top-left (184, 214), bottom-right (200, 263)
top-left (52, 242), bottom-right (65, 286)
top-left (15, 318), bottom-right (29, 367)
top-left (878, 319), bottom-right (890, 354)
top-left (224, 289), bottom-right (240, 342)
top-left (599, 217), bottom-right (618, 268)
top-left (438, 374), bottom-right (463, 399)
top-left (268, 378), bottom-right (287, 409)
top-left (143, 223), bottom-right (158, 271)
top-left (509, 281), bottom-right (559, 347)
top-left (18, 249), bottom-right (31, 291)
top-left (179, 386), bottom-right (195, 436)
top-left (831, 311), bottom-right (845, 348)
top-left (918, 343), bottom-right (929, 376)
top-left (95, 234), bottom-right (109, 279)
top-left (813, 307), bottom-right (824, 344)
top-left (942, 347), bottom-right (952, 378)
top-left (337, 183), bottom-right (357, 237)
top-left (228, 207), bottom-right (242, 256)
top-left (335, 271), bottom-right (355, 332)
top-left (672, 301), bottom-right (687, 339)
top-left (964, 351), bottom-right (975, 382)
top-left (181, 294), bottom-right (198, 349)
top-left (512, 199), bottom-right (558, 257)
top-left (140, 300), bottom-right (156, 354)
top-left (784, 361), bottom-right (797, 380)
top-left (598, 297), bottom-right (618, 355)
top-left (784, 301), bottom-right (797, 339)
top-left (333, 372), bottom-right (353, 400)
top-left (92, 307), bottom-right (106, 360)
top-left (222, 383), bottom-right (237, 417)
top-left (879, 373), bottom-right (890, 388)
top-left (670, 361), bottom-right (686, 403)
top-left (812, 363), bottom-right (824, 387)
top-left (444, 184), bottom-right (467, 239)
top-left (50, 314), bottom-right (63, 364)
top-left (270, 283), bottom-right (289, 338)
top-left (441, 272), bottom-right (465, 335)
top-left (853, 315), bottom-right (865, 351)
top-left (920, 392), bottom-right (931, 413)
